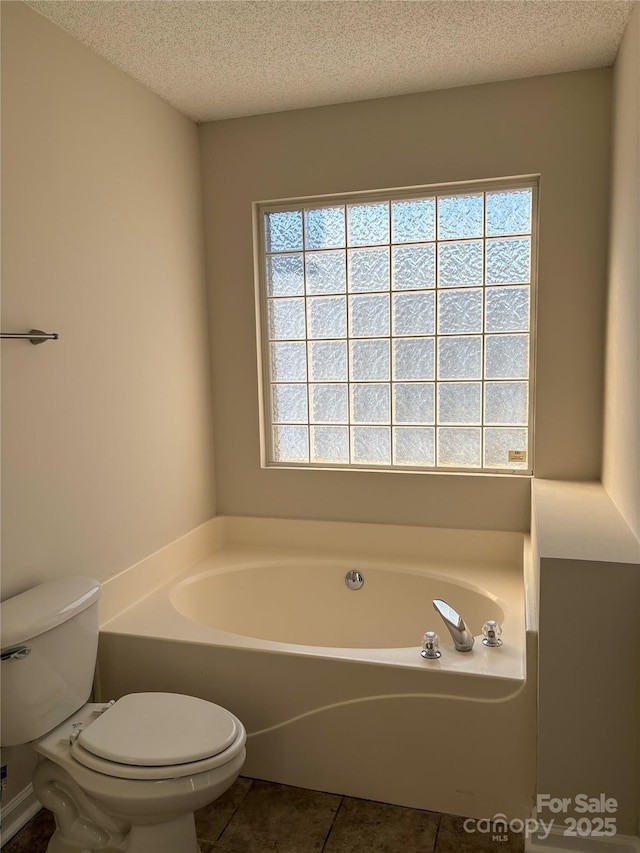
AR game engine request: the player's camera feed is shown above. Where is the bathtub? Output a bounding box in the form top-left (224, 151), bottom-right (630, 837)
top-left (97, 527), bottom-right (536, 820)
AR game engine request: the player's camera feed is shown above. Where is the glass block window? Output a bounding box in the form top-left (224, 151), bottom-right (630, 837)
top-left (256, 178), bottom-right (537, 473)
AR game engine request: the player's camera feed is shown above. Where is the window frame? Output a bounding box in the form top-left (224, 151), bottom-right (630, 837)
top-left (254, 175), bottom-right (539, 476)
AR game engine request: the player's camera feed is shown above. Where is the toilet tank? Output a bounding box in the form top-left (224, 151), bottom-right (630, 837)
top-left (1, 577), bottom-right (101, 746)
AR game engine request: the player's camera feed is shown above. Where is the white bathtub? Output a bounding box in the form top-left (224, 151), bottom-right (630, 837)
top-left (98, 528), bottom-right (536, 820)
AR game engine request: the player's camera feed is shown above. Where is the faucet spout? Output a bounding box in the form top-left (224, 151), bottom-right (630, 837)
top-left (432, 599), bottom-right (475, 652)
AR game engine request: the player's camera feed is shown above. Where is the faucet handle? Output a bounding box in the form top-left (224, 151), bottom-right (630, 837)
top-left (482, 620), bottom-right (503, 647)
top-left (420, 631), bottom-right (442, 659)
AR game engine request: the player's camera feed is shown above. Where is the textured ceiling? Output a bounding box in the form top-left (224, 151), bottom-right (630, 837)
top-left (27, 0), bottom-right (634, 123)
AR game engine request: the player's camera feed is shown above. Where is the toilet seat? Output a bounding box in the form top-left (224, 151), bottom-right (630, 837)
top-left (70, 693), bottom-right (246, 781)
top-left (70, 736), bottom-right (245, 780)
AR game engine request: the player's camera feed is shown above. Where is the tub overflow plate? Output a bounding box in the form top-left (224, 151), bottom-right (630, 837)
top-left (345, 570), bottom-right (364, 590)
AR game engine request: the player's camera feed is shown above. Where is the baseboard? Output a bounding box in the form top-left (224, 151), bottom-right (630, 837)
top-left (0, 784), bottom-right (41, 847)
top-left (526, 826), bottom-right (640, 853)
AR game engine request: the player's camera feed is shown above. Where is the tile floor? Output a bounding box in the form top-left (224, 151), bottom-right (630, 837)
top-left (3, 776), bottom-right (524, 852)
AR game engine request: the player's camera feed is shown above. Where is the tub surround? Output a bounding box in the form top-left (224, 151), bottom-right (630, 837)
top-left (533, 479), bottom-right (640, 564)
top-left (219, 516), bottom-right (524, 567)
top-left (99, 516), bottom-right (222, 624)
top-left (99, 515), bottom-right (524, 625)
top-left (96, 518), bottom-right (535, 821)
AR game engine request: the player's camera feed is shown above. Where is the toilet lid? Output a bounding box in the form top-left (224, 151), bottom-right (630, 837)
top-left (78, 693), bottom-right (239, 767)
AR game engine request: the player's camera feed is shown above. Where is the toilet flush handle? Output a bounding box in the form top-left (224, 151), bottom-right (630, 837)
top-left (0, 645), bottom-right (30, 661)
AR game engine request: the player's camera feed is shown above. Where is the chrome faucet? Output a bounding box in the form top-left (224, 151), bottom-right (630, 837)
top-left (432, 599), bottom-right (475, 652)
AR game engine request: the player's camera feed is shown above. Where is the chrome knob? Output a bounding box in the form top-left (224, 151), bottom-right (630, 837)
top-left (482, 620), bottom-right (503, 647)
top-left (345, 570), bottom-right (364, 590)
top-left (420, 631), bottom-right (441, 659)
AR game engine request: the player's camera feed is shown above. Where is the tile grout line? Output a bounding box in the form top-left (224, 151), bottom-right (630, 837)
top-left (197, 778), bottom-right (256, 847)
top-left (320, 795), bottom-right (345, 852)
top-left (432, 812), bottom-right (443, 852)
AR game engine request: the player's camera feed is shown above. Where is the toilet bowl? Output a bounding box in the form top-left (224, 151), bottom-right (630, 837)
top-left (1, 577), bottom-right (247, 853)
top-left (33, 697), bottom-right (246, 853)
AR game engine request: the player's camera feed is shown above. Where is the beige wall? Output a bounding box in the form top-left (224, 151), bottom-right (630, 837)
top-left (603, 1), bottom-right (640, 541)
top-left (537, 556), bottom-right (639, 835)
top-left (200, 69), bottom-right (611, 532)
top-left (603, 0), bottom-right (640, 830)
top-left (533, 480), bottom-right (640, 837)
top-left (1, 1), bottom-right (216, 599)
top-left (1, 0), bottom-right (217, 810)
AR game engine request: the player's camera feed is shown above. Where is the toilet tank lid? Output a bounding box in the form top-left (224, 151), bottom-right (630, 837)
top-left (1, 577), bottom-right (101, 649)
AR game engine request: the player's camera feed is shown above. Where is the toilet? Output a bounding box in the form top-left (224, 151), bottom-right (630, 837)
top-left (0, 576), bottom-right (246, 853)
